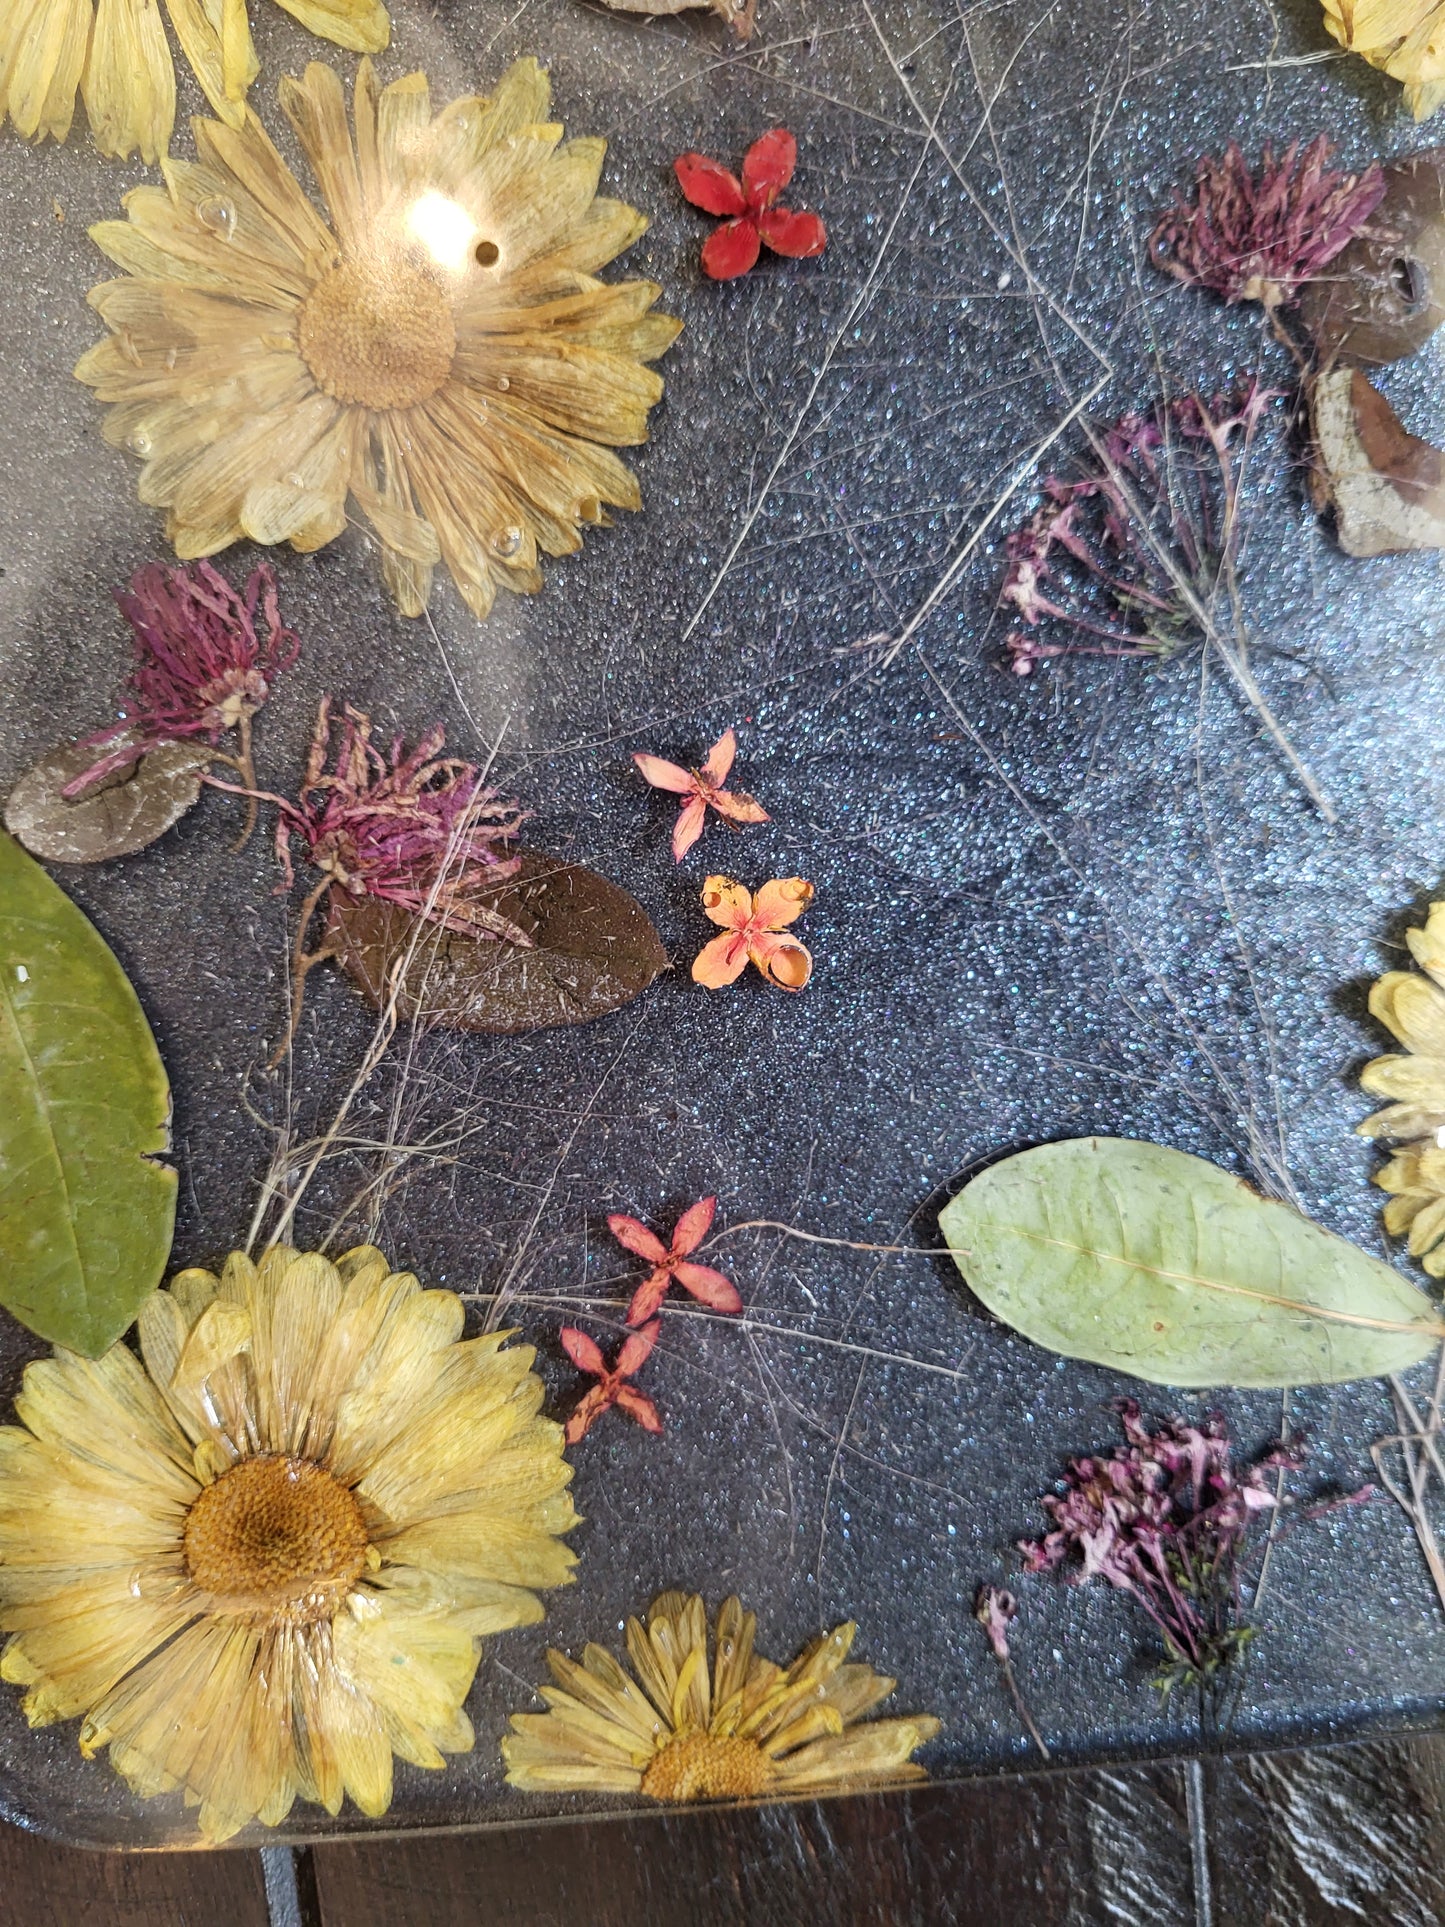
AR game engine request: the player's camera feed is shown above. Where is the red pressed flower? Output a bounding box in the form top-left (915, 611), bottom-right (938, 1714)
top-left (66, 560), bottom-right (298, 800)
top-left (273, 699), bottom-right (528, 944)
top-left (608, 1195), bottom-right (743, 1326)
top-left (633, 726), bottom-right (770, 861)
top-left (674, 129), bottom-right (827, 281)
top-left (1150, 137), bottom-right (1385, 313)
top-left (560, 1321), bottom-right (663, 1444)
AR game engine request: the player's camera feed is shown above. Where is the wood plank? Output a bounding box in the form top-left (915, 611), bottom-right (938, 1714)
top-left (309, 1765), bottom-right (1194, 1927)
top-left (0, 1825), bottom-right (271, 1927)
top-left (1206, 1736), bottom-right (1445, 1927)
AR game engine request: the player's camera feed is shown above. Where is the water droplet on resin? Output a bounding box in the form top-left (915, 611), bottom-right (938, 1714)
top-left (164, 347), bottom-right (178, 370)
top-left (128, 430), bottom-right (152, 457)
top-left (491, 525), bottom-right (523, 558)
top-left (196, 197), bottom-right (236, 239)
top-left (285, 472), bottom-right (304, 489)
top-left (496, 374), bottom-right (510, 391)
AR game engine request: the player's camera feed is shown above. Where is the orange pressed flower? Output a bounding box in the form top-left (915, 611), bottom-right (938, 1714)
top-left (633, 727), bottom-right (770, 861)
top-left (559, 1321), bottom-right (662, 1443)
top-left (608, 1196), bottom-right (742, 1325)
top-left (692, 876), bottom-right (814, 991)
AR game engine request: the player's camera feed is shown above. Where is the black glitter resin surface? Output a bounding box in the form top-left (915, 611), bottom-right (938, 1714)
top-left (2, 0), bottom-right (1445, 1849)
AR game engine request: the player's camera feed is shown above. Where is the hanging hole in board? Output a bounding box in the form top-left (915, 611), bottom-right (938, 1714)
top-left (474, 240), bottom-right (500, 267)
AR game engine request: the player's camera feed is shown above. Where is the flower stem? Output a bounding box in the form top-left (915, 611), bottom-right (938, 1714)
top-left (268, 875), bottom-right (338, 1071)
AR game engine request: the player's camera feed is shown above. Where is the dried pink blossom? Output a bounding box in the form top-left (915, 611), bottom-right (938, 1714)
top-left (1000, 383), bottom-right (1279, 675)
top-left (974, 1584), bottom-right (1017, 1663)
top-left (66, 560), bottom-right (297, 802)
top-left (273, 699), bottom-right (527, 944)
top-left (1019, 1399), bottom-right (1308, 1706)
top-left (1150, 137), bottom-right (1385, 313)
top-left (973, 1583), bottom-right (1050, 1758)
top-left (236, 699), bottom-right (530, 1063)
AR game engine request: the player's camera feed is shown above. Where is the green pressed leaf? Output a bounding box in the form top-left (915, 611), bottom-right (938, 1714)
top-left (0, 832), bottom-right (176, 1356)
top-left (939, 1136), bottom-right (1443, 1388)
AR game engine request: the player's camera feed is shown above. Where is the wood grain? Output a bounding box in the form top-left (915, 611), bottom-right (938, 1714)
top-left (0, 1821), bottom-right (271, 1927)
top-left (306, 1766), bottom-right (1194, 1927)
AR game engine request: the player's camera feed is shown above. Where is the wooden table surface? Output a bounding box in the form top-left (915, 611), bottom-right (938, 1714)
top-left (4, 1732), bottom-right (1444, 1926)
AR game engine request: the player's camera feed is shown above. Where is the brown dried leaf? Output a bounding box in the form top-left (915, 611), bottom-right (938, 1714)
top-left (594, 0), bottom-right (755, 38)
top-left (326, 849), bottom-right (668, 1033)
top-left (1311, 366), bottom-right (1445, 556)
top-left (1299, 147), bottom-right (1445, 367)
top-left (4, 733), bottom-right (211, 864)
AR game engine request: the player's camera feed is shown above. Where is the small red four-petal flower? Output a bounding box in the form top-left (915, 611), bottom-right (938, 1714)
top-left (608, 1195), bottom-right (743, 1326)
top-left (674, 129), bottom-right (827, 281)
top-left (559, 1320), bottom-right (663, 1443)
top-left (633, 726), bottom-right (770, 861)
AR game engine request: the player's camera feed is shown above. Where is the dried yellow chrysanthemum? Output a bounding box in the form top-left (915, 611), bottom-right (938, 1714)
top-left (0, 0), bottom-right (387, 164)
top-left (1358, 901), bottom-right (1445, 1267)
top-left (1359, 901), bottom-right (1445, 1142)
top-left (1320, 0), bottom-right (1445, 120)
top-left (75, 56), bottom-right (680, 620)
top-left (502, 1591), bottom-right (940, 1800)
top-left (0, 1244), bottom-right (577, 1841)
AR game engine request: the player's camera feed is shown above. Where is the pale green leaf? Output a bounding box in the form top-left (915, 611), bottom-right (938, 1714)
top-left (938, 1136), bottom-right (1443, 1388)
top-left (0, 832), bottom-right (176, 1357)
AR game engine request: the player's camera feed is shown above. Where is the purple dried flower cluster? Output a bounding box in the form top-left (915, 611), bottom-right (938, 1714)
top-left (1000, 382), bottom-right (1277, 676)
top-left (274, 699), bottom-right (529, 944)
top-left (1019, 1399), bottom-right (1299, 1702)
top-left (66, 561), bottom-right (298, 795)
top-left (1149, 137), bottom-right (1385, 313)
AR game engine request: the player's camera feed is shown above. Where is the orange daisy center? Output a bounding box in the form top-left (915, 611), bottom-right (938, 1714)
top-left (639, 1731), bottom-right (778, 1802)
top-left (183, 1454), bottom-right (369, 1623)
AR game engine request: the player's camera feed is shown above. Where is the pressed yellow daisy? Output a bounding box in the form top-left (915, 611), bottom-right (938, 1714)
top-left (75, 56), bottom-right (680, 619)
top-left (1321, 0), bottom-right (1445, 120)
top-left (1374, 1141), bottom-right (1445, 1274)
top-left (502, 1591), bottom-right (940, 1801)
top-left (0, 1243), bottom-right (577, 1841)
top-left (0, 0), bottom-right (387, 164)
top-left (1360, 903), bottom-right (1445, 1141)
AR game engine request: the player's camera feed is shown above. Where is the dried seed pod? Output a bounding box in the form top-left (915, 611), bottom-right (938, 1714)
top-left (1299, 147), bottom-right (1445, 366)
top-left (1310, 366), bottom-right (1445, 555)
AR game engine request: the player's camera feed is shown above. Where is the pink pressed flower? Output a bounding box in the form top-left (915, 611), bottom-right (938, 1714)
top-left (1019, 1399), bottom-right (1307, 1707)
top-left (272, 699), bottom-right (528, 945)
top-left (633, 726), bottom-right (770, 861)
top-left (560, 1321), bottom-right (663, 1444)
top-left (974, 1585), bottom-right (1017, 1663)
top-left (675, 130), bottom-right (827, 281)
top-left (1000, 383), bottom-right (1280, 675)
top-left (608, 1196), bottom-right (743, 1326)
top-left (1150, 137), bottom-right (1385, 312)
top-left (65, 560), bottom-right (298, 798)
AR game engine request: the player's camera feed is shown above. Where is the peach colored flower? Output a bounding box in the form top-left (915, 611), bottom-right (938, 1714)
top-left (692, 875), bottom-right (814, 991)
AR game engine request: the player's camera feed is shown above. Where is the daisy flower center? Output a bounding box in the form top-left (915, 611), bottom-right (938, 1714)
top-left (639, 1731), bottom-right (777, 1802)
top-left (298, 254), bottom-right (457, 411)
top-left (183, 1454), bottom-right (369, 1622)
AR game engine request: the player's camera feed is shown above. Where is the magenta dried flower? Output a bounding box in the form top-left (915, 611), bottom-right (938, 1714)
top-left (1019, 1399), bottom-right (1301, 1714)
top-left (248, 699), bottom-right (530, 1063)
top-left (1000, 382), bottom-right (1279, 676)
top-left (1150, 137), bottom-right (1385, 314)
top-left (973, 1584), bottom-right (1050, 1759)
top-left (66, 562), bottom-right (298, 836)
top-left (974, 1583), bottom-right (1017, 1663)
